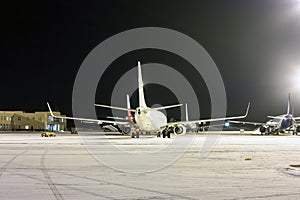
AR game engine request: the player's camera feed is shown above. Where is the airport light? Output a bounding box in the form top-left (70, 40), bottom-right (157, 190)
top-left (225, 122), bottom-right (230, 127)
top-left (282, 0), bottom-right (300, 16)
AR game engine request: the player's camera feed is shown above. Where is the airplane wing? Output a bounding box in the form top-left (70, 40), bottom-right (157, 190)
top-left (293, 116), bottom-right (300, 120)
top-left (106, 116), bottom-right (127, 120)
top-left (47, 103), bottom-right (129, 125)
top-left (267, 115), bottom-right (285, 120)
top-left (151, 104), bottom-right (183, 111)
top-left (228, 120), bottom-right (264, 126)
top-left (165, 103), bottom-right (250, 127)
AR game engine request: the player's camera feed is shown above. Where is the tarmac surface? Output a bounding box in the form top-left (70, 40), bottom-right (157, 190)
top-left (0, 132), bottom-right (300, 200)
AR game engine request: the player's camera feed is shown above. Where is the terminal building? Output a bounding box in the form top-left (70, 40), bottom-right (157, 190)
top-left (0, 111), bottom-right (67, 131)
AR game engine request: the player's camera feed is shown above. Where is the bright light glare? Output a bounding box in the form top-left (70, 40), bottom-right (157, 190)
top-left (290, 67), bottom-right (300, 90)
top-left (287, 65), bottom-right (300, 112)
top-left (289, 0), bottom-right (300, 15)
top-left (277, 0), bottom-right (300, 25)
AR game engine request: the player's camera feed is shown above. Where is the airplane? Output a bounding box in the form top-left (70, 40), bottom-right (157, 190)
top-left (47, 61), bottom-right (250, 138)
top-left (230, 94), bottom-right (300, 135)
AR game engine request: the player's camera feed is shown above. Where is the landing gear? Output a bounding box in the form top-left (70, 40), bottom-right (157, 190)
top-left (167, 131), bottom-right (171, 138)
top-left (162, 130), bottom-right (167, 138)
top-left (161, 129), bottom-right (172, 138)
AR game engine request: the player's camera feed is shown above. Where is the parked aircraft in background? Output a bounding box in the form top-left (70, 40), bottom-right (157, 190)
top-left (230, 94), bottom-right (300, 135)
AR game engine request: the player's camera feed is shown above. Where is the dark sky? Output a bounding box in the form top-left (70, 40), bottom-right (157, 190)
top-left (1, 0), bottom-right (300, 122)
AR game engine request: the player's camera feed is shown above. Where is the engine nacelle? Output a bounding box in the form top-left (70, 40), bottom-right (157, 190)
top-left (259, 126), bottom-right (266, 133)
top-left (174, 125), bottom-right (187, 135)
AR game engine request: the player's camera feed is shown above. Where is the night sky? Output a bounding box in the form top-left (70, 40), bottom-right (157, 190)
top-left (1, 0), bottom-right (300, 122)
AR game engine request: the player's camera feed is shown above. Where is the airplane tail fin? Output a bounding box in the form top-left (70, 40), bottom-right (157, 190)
top-left (126, 94), bottom-right (131, 109)
top-left (138, 61), bottom-right (148, 108)
top-left (126, 94), bottom-right (134, 122)
top-left (287, 93), bottom-right (291, 115)
top-left (185, 104), bottom-right (189, 121)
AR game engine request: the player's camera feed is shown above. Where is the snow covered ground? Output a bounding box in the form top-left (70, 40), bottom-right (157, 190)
top-left (0, 132), bottom-right (300, 199)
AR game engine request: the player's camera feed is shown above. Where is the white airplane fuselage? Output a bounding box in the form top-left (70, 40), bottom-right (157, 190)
top-left (135, 108), bottom-right (167, 132)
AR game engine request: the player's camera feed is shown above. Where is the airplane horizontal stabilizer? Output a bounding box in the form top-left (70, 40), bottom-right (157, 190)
top-left (152, 104), bottom-right (183, 111)
top-left (94, 104), bottom-right (136, 112)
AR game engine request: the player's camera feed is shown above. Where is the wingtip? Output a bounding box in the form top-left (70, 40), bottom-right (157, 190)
top-left (46, 102), bottom-right (54, 116)
top-left (245, 102), bottom-right (251, 116)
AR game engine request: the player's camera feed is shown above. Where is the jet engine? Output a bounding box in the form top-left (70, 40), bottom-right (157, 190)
top-left (174, 125), bottom-right (187, 135)
top-left (259, 126), bottom-right (266, 133)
